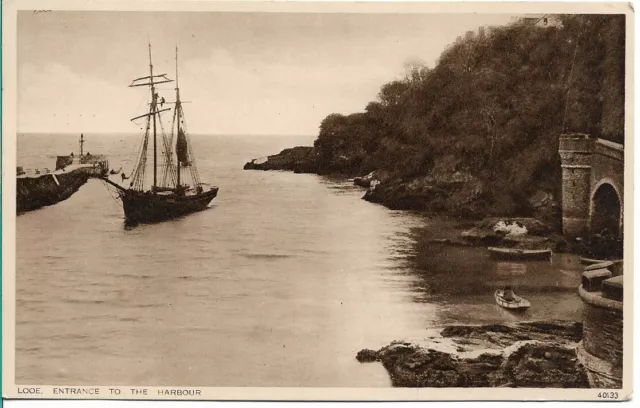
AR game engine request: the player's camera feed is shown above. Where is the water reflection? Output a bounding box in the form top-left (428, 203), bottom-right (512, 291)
top-left (400, 221), bottom-right (585, 325)
top-left (495, 262), bottom-right (527, 276)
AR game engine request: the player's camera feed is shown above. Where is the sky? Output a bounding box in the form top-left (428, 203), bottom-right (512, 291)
top-left (18, 11), bottom-right (515, 135)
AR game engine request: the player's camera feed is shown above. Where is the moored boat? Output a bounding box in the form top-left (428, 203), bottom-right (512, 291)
top-left (494, 289), bottom-right (531, 310)
top-left (488, 247), bottom-right (552, 261)
top-left (104, 44), bottom-right (218, 224)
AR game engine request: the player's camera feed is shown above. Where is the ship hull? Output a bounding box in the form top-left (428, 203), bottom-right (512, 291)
top-left (118, 187), bottom-right (218, 224)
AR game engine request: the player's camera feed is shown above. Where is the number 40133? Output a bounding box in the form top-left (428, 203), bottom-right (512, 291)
top-left (597, 392), bottom-right (619, 399)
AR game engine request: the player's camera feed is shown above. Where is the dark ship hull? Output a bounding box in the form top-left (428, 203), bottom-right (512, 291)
top-left (117, 187), bottom-right (218, 224)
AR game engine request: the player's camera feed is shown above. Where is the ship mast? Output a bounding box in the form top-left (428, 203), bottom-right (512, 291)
top-left (128, 44), bottom-right (173, 192)
top-left (175, 46), bottom-right (181, 188)
top-left (148, 43), bottom-right (158, 188)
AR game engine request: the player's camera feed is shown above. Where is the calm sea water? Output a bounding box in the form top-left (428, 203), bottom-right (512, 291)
top-left (16, 133), bottom-right (584, 387)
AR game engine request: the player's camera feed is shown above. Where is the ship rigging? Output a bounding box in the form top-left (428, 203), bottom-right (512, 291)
top-left (103, 44), bottom-right (218, 224)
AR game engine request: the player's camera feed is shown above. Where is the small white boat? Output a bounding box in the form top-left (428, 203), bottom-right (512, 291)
top-left (494, 289), bottom-right (531, 310)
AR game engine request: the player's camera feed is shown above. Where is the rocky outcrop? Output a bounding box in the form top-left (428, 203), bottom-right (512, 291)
top-left (527, 189), bottom-right (562, 226)
top-left (353, 171), bottom-right (376, 187)
top-left (362, 175), bottom-right (485, 213)
top-left (460, 217), bottom-right (556, 248)
top-left (356, 321), bottom-right (589, 388)
top-left (353, 170), bottom-right (392, 188)
top-left (244, 146), bottom-right (318, 173)
top-left (362, 176), bottom-right (440, 210)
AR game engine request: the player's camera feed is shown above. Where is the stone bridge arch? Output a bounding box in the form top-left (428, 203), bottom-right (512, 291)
top-left (590, 178), bottom-right (623, 237)
top-left (559, 134), bottom-right (624, 238)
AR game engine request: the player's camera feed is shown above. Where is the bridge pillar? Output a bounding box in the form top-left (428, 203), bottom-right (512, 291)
top-left (559, 134), bottom-right (595, 237)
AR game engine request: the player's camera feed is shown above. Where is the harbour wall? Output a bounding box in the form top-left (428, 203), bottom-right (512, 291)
top-left (17, 166), bottom-right (104, 214)
top-left (577, 265), bottom-right (623, 388)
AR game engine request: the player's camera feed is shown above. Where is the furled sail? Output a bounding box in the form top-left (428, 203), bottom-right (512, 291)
top-left (176, 128), bottom-right (189, 164)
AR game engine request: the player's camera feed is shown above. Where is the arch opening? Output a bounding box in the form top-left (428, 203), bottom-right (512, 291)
top-left (591, 183), bottom-right (621, 238)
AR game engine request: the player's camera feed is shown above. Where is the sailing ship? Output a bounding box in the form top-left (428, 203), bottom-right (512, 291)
top-left (104, 44), bottom-right (218, 224)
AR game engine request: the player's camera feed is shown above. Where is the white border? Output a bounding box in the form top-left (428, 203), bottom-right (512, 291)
top-left (2, 0), bottom-right (635, 403)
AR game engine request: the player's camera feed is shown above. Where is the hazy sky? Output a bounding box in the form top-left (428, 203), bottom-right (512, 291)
top-left (18, 11), bottom-right (514, 135)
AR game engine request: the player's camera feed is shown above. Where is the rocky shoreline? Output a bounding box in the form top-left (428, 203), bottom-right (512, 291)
top-left (243, 148), bottom-right (564, 249)
top-left (243, 148), bottom-right (624, 260)
top-left (356, 321), bottom-right (589, 388)
top-left (243, 146), bottom-right (560, 222)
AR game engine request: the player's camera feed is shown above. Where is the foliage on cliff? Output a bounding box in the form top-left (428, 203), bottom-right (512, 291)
top-left (313, 15), bottom-right (625, 216)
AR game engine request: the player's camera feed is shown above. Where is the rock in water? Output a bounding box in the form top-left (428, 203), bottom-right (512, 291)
top-left (355, 349), bottom-right (379, 362)
top-left (356, 321), bottom-right (590, 388)
top-left (243, 146), bottom-right (318, 173)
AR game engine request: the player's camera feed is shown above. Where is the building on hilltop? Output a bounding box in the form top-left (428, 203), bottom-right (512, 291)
top-left (511, 14), bottom-right (564, 28)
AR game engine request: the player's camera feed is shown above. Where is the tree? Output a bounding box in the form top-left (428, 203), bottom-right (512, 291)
top-left (311, 14), bottom-right (624, 212)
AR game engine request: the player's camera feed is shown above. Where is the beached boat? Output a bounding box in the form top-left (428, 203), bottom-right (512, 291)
top-left (580, 257), bottom-right (623, 266)
top-left (103, 45), bottom-right (218, 224)
top-left (494, 289), bottom-right (531, 310)
top-left (580, 257), bottom-right (604, 265)
top-left (488, 247), bottom-right (552, 261)
top-left (580, 257), bottom-right (623, 276)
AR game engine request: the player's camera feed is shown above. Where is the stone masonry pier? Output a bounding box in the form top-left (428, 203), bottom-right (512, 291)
top-left (577, 262), bottom-right (623, 388)
top-left (558, 134), bottom-right (624, 238)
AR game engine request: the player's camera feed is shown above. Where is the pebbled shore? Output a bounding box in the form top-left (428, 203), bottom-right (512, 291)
top-left (356, 321), bottom-right (590, 388)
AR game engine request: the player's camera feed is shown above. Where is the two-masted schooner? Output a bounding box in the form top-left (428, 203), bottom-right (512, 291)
top-left (104, 45), bottom-right (218, 224)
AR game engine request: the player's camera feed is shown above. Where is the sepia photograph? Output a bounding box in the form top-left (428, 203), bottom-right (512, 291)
top-left (1, 0), bottom-right (634, 402)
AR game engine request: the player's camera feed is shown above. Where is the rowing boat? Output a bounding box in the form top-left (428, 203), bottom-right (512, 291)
top-left (488, 247), bottom-right (552, 261)
top-left (494, 289), bottom-right (531, 310)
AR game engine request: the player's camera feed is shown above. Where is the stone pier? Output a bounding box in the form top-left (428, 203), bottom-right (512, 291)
top-left (558, 134), bottom-right (624, 238)
top-left (577, 262), bottom-right (623, 388)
